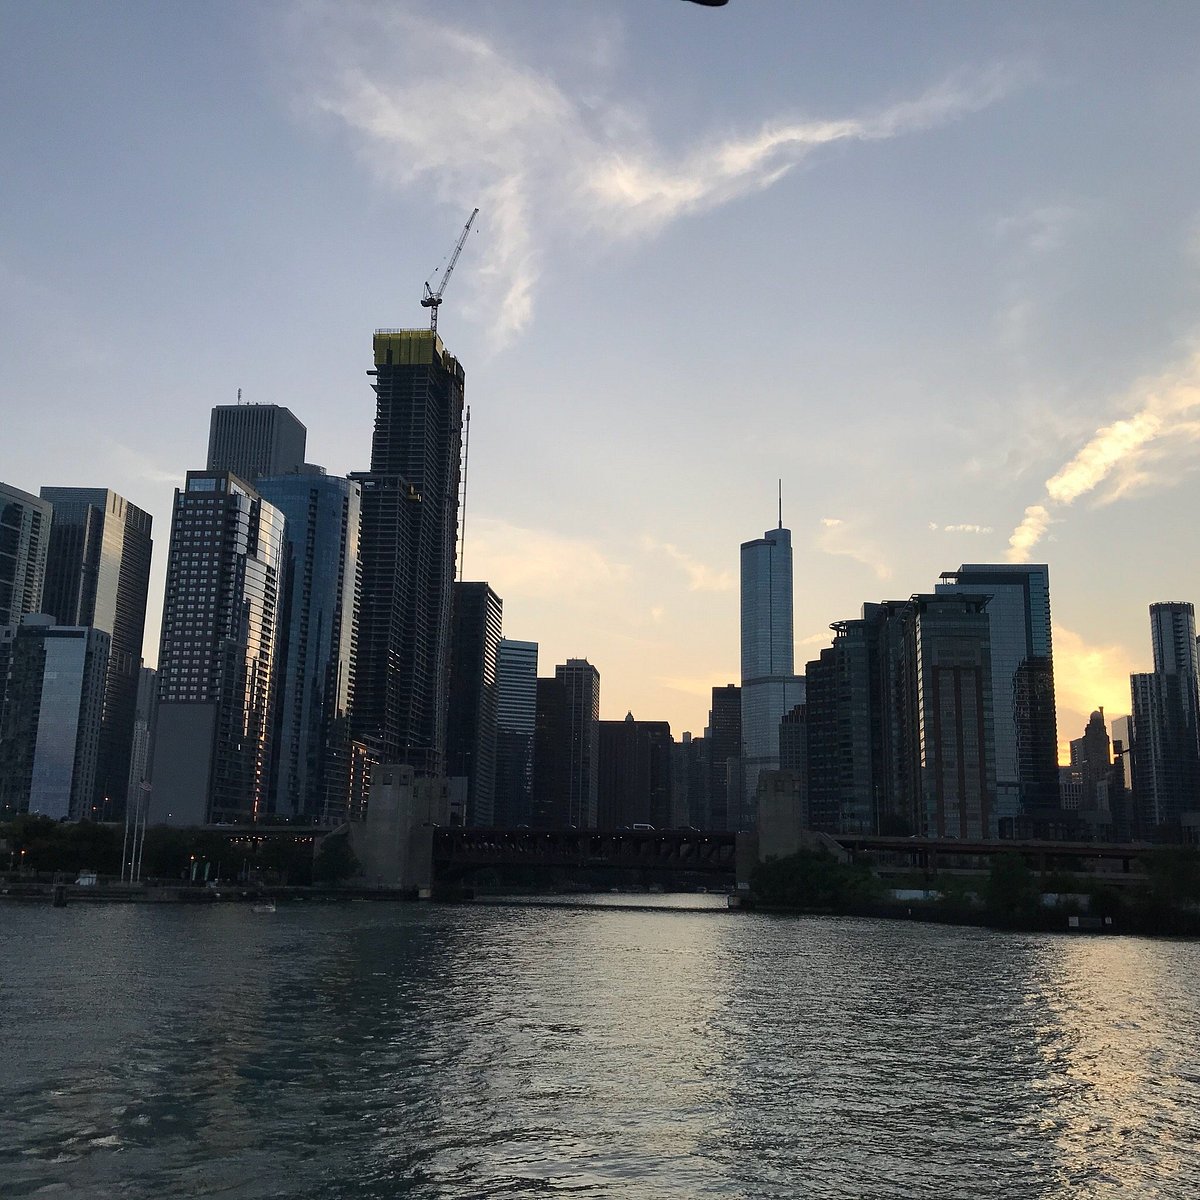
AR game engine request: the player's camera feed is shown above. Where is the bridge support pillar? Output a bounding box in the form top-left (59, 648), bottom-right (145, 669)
top-left (348, 764), bottom-right (449, 893)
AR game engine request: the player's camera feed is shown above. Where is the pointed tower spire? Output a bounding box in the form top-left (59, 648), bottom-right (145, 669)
top-left (778, 478), bottom-right (783, 529)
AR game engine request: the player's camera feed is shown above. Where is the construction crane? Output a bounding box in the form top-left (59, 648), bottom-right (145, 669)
top-left (421, 207), bottom-right (479, 334)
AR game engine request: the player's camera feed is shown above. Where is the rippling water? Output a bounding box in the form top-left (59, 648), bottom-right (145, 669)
top-left (2, 897), bottom-right (1199, 1198)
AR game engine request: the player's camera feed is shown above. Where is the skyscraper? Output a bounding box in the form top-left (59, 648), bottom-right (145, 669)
top-left (0, 616), bottom-right (110, 820)
top-left (1129, 602), bottom-right (1200, 837)
top-left (0, 482), bottom-right (51, 628)
top-left (39, 487), bottom-right (153, 819)
top-left (936, 564), bottom-right (1058, 824)
top-left (740, 520), bottom-right (803, 828)
top-left (598, 714), bottom-right (673, 828)
top-left (532, 675), bottom-right (570, 827)
top-left (707, 683), bottom-right (741, 830)
top-left (256, 469), bottom-right (361, 824)
top-left (494, 638), bottom-right (537, 827)
top-left (446, 582), bottom-right (503, 826)
top-left (207, 403), bottom-right (307, 482)
top-left (150, 470), bottom-right (286, 826)
top-left (555, 658), bottom-right (601, 828)
top-left (352, 329), bottom-right (464, 775)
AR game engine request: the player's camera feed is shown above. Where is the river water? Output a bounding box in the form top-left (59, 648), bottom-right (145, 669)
top-left (2, 896), bottom-right (1199, 1199)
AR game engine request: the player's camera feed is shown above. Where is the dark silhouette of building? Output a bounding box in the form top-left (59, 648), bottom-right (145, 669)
top-left (150, 470), bottom-right (286, 826)
top-left (447, 582), bottom-right (503, 826)
top-left (672, 731), bottom-right (706, 829)
top-left (556, 659), bottom-right (600, 828)
top-left (707, 683), bottom-right (741, 830)
top-left (39, 487), bottom-right (152, 819)
top-left (532, 676), bottom-right (570, 827)
top-left (256, 469), bottom-right (361, 824)
top-left (1129, 602), bottom-right (1200, 840)
top-left (207, 403), bottom-right (307, 482)
top-left (598, 713), bottom-right (673, 828)
top-left (351, 329), bottom-right (464, 776)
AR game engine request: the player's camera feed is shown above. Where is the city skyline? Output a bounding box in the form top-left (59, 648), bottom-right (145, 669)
top-left (5, 4), bottom-right (1200, 748)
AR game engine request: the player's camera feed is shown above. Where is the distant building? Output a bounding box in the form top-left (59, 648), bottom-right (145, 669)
top-left (707, 684), bottom-right (741, 830)
top-left (40, 487), bottom-right (153, 819)
top-left (598, 713), bottom-right (673, 828)
top-left (256, 469), bottom-right (360, 824)
top-left (150, 470), bottom-right (286, 826)
top-left (0, 482), bottom-right (51, 628)
top-left (494, 639), bottom-right (537, 827)
top-left (671, 731), bottom-right (706, 830)
top-left (532, 676), bottom-right (571, 827)
top-left (352, 329), bottom-right (463, 776)
top-left (555, 659), bottom-right (600, 828)
top-left (446, 582), bottom-right (503, 826)
top-left (936, 565), bottom-right (1059, 824)
top-left (740, 520), bottom-right (804, 829)
top-left (0, 616), bottom-right (110, 820)
top-left (207, 403), bottom-right (307, 482)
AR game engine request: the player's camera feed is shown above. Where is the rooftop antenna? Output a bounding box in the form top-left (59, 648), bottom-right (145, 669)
top-left (778, 479), bottom-right (783, 529)
top-left (237, 387), bottom-right (242, 405)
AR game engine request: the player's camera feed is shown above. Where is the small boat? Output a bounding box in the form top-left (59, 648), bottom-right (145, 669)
top-left (252, 900), bottom-right (276, 914)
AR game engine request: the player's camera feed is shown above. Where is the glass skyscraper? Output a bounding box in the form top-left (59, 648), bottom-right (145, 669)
top-left (494, 638), bottom-right (537, 827)
top-left (0, 482), bottom-right (51, 628)
top-left (936, 564), bottom-right (1058, 823)
top-left (40, 487), bottom-right (153, 819)
top-left (0, 616), bottom-right (110, 820)
top-left (740, 522), bottom-right (803, 829)
top-left (207, 403), bottom-right (307, 483)
top-left (151, 470), bottom-right (286, 825)
top-left (256, 469), bottom-right (361, 824)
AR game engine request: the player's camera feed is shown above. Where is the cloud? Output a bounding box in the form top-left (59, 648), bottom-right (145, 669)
top-left (642, 536), bottom-right (733, 592)
top-left (816, 516), bottom-right (893, 580)
top-left (296, 4), bottom-right (1021, 346)
top-left (930, 522), bottom-right (993, 534)
top-left (1006, 504), bottom-right (1051, 563)
top-left (465, 517), bottom-right (628, 599)
top-left (1006, 350), bottom-right (1200, 560)
top-left (995, 203), bottom-right (1083, 256)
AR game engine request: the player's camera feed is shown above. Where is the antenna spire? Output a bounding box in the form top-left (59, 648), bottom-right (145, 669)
top-left (778, 479), bottom-right (783, 529)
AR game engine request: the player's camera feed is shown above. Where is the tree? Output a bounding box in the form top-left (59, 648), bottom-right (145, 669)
top-left (313, 832), bottom-right (360, 884)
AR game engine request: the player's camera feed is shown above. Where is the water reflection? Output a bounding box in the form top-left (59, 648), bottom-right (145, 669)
top-left (2, 904), bottom-right (1199, 1198)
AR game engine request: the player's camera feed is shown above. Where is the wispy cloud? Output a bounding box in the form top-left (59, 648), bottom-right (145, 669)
top-left (816, 516), bottom-right (893, 580)
top-left (1006, 350), bottom-right (1200, 560)
top-left (466, 517), bottom-right (628, 598)
top-left (295, 4), bottom-right (1022, 346)
top-left (929, 521), bottom-right (993, 534)
top-left (642, 537), bottom-right (733, 592)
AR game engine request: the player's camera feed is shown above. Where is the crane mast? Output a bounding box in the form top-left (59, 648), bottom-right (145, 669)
top-left (421, 207), bottom-right (479, 333)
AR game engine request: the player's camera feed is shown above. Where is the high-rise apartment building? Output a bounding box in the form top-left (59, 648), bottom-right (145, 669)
top-left (207, 404), bottom-right (307, 482)
top-left (1129, 602), bottom-right (1200, 837)
top-left (936, 564), bottom-right (1058, 823)
top-left (447, 582), bottom-right (503, 826)
top-left (494, 639), bottom-right (537, 827)
top-left (352, 329), bottom-right (464, 775)
top-left (740, 521), bottom-right (803, 829)
top-left (39, 487), bottom-right (152, 818)
top-left (150, 470), bottom-right (286, 826)
top-left (0, 616), bottom-right (109, 819)
top-left (0, 482), bottom-right (51, 628)
top-left (555, 659), bottom-right (601, 828)
top-left (256, 469), bottom-right (361, 824)
top-left (532, 676), bottom-right (571, 827)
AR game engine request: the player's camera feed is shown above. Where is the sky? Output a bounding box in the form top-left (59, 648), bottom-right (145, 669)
top-left (4, 1), bottom-right (1200, 757)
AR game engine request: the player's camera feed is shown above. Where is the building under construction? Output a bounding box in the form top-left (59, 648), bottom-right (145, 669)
top-left (351, 329), bottom-right (465, 776)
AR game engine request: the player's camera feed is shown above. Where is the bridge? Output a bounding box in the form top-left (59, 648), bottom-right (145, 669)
top-left (432, 827), bottom-right (742, 886)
